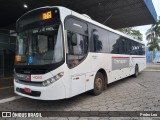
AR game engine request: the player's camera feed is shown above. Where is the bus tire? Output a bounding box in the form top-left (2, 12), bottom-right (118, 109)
top-left (91, 72), bottom-right (104, 95)
top-left (133, 65), bottom-right (139, 78)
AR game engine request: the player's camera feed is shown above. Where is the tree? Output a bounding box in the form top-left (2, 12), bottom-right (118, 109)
top-left (118, 27), bottom-right (143, 41)
top-left (130, 29), bottom-right (143, 41)
top-left (146, 17), bottom-right (160, 61)
top-left (118, 27), bottom-right (133, 35)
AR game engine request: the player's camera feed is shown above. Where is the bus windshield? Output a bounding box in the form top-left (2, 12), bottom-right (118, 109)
top-left (15, 24), bottom-right (63, 65)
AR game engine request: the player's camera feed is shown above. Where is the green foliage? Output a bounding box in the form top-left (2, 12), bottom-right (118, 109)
top-left (146, 16), bottom-right (160, 60)
top-left (146, 17), bottom-right (160, 52)
top-left (130, 29), bottom-right (143, 41)
top-left (118, 27), bottom-right (132, 35)
top-left (147, 38), bottom-right (160, 51)
top-left (118, 27), bottom-right (143, 41)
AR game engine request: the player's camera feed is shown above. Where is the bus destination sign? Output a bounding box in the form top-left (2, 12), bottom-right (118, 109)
top-left (42, 11), bottom-right (52, 20)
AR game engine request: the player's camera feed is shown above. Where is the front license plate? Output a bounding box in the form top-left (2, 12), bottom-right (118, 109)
top-left (24, 88), bottom-right (31, 93)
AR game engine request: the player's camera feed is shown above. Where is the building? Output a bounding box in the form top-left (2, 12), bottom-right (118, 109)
top-left (0, 30), bottom-right (16, 77)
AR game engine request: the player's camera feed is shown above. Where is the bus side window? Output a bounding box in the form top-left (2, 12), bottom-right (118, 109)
top-left (139, 44), bottom-right (145, 55)
top-left (67, 31), bottom-right (74, 54)
top-left (67, 31), bottom-right (88, 55)
top-left (92, 29), bottom-right (102, 52)
top-left (67, 31), bottom-right (88, 68)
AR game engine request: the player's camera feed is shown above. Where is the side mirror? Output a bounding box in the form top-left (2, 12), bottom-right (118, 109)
top-left (71, 33), bottom-right (77, 46)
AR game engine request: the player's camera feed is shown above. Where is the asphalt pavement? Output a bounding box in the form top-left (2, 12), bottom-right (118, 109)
top-left (0, 63), bottom-right (160, 120)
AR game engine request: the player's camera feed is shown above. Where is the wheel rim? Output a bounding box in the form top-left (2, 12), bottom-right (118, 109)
top-left (95, 77), bottom-right (102, 90)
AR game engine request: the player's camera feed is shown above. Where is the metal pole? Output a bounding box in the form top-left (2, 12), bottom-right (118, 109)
top-left (2, 50), bottom-right (4, 77)
top-left (0, 52), bottom-right (2, 78)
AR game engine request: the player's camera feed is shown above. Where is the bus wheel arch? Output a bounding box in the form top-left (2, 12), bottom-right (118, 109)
top-left (90, 69), bottom-right (108, 95)
top-left (98, 69), bottom-right (108, 90)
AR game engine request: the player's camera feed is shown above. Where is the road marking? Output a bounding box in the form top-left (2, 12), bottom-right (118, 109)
top-left (0, 86), bottom-right (14, 90)
top-left (0, 96), bottom-right (22, 104)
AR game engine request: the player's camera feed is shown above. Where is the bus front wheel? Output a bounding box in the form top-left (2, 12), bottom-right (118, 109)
top-left (91, 72), bottom-right (104, 95)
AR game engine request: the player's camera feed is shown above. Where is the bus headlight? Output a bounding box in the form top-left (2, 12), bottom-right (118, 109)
top-left (43, 72), bottom-right (64, 86)
top-left (15, 78), bottom-right (19, 83)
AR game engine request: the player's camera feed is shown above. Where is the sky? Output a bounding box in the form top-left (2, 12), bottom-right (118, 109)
top-left (134, 0), bottom-right (160, 45)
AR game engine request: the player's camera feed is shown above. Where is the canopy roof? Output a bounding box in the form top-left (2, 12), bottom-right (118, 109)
top-left (0, 0), bottom-right (157, 29)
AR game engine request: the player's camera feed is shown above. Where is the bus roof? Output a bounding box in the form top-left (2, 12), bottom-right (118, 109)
top-left (69, 7), bottom-right (145, 45)
top-left (17, 6), bottom-right (145, 45)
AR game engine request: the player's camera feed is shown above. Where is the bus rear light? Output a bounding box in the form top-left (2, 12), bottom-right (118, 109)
top-left (43, 72), bottom-right (64, 86)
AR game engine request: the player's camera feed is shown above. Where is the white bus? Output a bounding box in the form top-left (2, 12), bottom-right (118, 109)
top-left (14, 6), bottom-right (146, 100)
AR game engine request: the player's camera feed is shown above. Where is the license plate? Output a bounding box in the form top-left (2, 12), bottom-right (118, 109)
top-left (24, 88), bottom-right (31, 93)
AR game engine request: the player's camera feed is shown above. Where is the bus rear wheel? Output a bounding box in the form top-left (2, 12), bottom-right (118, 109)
top-left (91, 72), bottom-right (104, 95)
top-left (133, 65), bottom-right (139, 78)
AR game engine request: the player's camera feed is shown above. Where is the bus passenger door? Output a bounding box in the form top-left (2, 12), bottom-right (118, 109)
top-left (85, 71), bottom-right (95, 91)
top-left (65, 17), bottom-right (90, 96)
top-left (66, 31), bottom-right (88, 96)
top-left (71, 74), bottom-right (86, 96)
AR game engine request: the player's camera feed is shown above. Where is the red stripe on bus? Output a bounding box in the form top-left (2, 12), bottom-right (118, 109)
top-left (112, 56), bottom-right (146, 58)
top-left (112, 56), bottom-right (130, 58)
top-left (132, 57), bottom-right (146, 58)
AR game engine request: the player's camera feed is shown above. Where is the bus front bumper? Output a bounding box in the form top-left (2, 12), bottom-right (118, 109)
top-left (14, 80), bottom-right (66, 100)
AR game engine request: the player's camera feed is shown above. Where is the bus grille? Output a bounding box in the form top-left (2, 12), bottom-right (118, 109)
top-left (16, 87), bottom-right (41, 97)
top-left (16, 79), bottom-right (43, 87)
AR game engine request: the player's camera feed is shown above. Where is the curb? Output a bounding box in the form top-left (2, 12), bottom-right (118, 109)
top-left (144, 70), bottom-right (160, 72)
top-left (0, 77), bottom-right (13, 80)
top-left (0, 96), bottom-right (22, 104)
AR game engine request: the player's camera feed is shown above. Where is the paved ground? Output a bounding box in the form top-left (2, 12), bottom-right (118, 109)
top-left (0, 77), bottom-right (15, 99)
top-left (144, 63), bottom-right (160, 71)
top-left (0, 63), bottom-right (160, 119)
top-left (0, 71), bottom-right (160, 120)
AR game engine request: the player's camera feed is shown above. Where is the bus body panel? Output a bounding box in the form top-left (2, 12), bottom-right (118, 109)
top-left (68, 53), bottom-right (94, 97)
top-left (14, 64), bottom-right (68, 100)
top-left (14, 6), bottom-right (146, 100)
